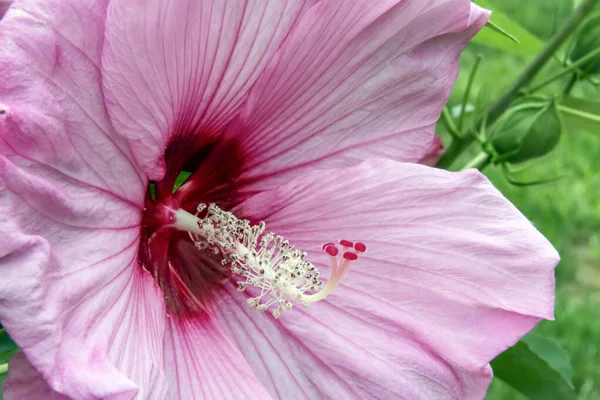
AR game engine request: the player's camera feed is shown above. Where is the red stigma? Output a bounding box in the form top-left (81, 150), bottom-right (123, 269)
top-left (354, 242), bottom-right (367, 253)
top-left (322, 242), bottom-right (336, 250)
top-left (343, 252), bottom-right (358, 261)
top-left (325, 244), bottom-right (339, 256)
top-left (339, 239), bottom-right (354, 248)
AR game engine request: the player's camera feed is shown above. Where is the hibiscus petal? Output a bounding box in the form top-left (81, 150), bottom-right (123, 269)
top-left (164, 316), bottom-right (273, 399)
top-left (0, 212), bottom-right (162, 399)
top-left (0, 1), bottom-right (167, 398)
top-left (233, 1), bottom-right (489, 190)
top-left (0, 0), bottom-right (145, 203)
top-left (212, 286), bottom-right (493, 400)
top-left (3, 353), bottom-right (70, 400)
top-left (0, 0), bottom-right (11, 20)
top-left (102, 0), bottom-right (315, 179)
top-left (222, 159), bottom-right (558, 399)
top-left (418, 136), bottom-right (445, 167)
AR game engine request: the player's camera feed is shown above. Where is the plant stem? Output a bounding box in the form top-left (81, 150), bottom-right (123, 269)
top-left (559, 104), bottom-right (600, 124)
top-left (458, 55), bottom-right (482, 131)
top-left (527, 47), bottom-right (600, 93)
top-left (441, 107), bottom-right (462, 138)
top-left (0, 363), bottom-right (7, 375)
top-left (436, 0), bottom-right (599, 169)
top-left (562, 73), bottom-right (578, 97)
top-left (461, 152), bottom-right (492, 171)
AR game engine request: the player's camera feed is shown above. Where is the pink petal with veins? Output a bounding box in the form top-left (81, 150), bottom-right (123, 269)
top-left (164, 317), bottom-right (273, 399)
top-left (101, 0), bottom-right (488, 189)
top-left (418, 136), bottom-right (446, 167)
top-left (0, 0), bottom-right (11, 20)
top-left (0, 1), bottom-right (271, 398)
top-left (101, 0), bottom-right (316, 180)
top-left (232, 1), bottom-right (488, 190)
top-left (223, 159), bottom-right (558, 399)
top-left (0, 0), bottom-right (550, 399)
top-left (4, 354), bottom-right (70, 400)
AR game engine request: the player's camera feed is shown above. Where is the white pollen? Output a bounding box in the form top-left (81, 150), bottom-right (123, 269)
top-left (173, 204), bottom-right (328, 318)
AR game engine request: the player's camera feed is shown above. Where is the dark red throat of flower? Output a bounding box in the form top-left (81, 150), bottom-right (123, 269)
top-left (138, 135), bottom-right (247, 318)
top-left (138, 135), bottom-right (365, 319)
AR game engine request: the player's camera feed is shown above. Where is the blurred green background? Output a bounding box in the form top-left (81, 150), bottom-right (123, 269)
top-left (442, 1), bottom-right (600, 399)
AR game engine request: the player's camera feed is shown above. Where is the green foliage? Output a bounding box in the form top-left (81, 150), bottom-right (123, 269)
top-left (0, 330), bottom-right (17, 364)
top-left (491, 333), bottom-right (575, 400)
top-left (561, 96), bottom-right (600, 132)
top-left (539, 290), bottom-right (600, 400)
top-left (488, 0), bottom-right (573, 40)
top-left (570, 13), bottom-right (600, 75)
top-left (438, 1), bottom-right (600, 398)
top-left (0, 329), bottom-right (17, 397)
top-left (483, 20), bottom-right (519, 44)
top-left (173, 170), bottom-right (192, 193)
top-left (472, 0), bottom-right (545, 56)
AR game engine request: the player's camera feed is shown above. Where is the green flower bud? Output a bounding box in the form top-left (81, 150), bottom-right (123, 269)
top-left (490, 102), bottom-right (562, 164)
top-left (570, 13), bottom-right (600, 75)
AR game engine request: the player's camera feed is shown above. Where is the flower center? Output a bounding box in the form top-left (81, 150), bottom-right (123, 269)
top-left (138, 136), bottom-right (363, 318)
top-left (168, 203), bottom-right (365, 318)
top-left (137, 135), bottom-right (249, 318)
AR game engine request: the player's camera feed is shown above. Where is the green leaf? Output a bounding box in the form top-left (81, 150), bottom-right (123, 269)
top-left (522, 333), bottom-right (573, 384)
top-left (484, 20), bottom-right (519, 44)
top-left (173, 171), bottom-right (192, 193)
top-left (472, 0), bottom-right (545, 56)
top-left (491, 332), bottom-right (576, 400)
top-left (0, 350), bottom-right (17, 365)
top-left (0, 369), bottom-right (6, 400)
top-left (0, 371), bottom-right (5, 389)
top-left (149, 181), bottom-right (157, 201)
top-left (561, 96), bottom-right (600, 133)
top-left (0, 330), bottom-right (17, 355)
top-left (0, 330), bottom-right (18, 365)
top-left (0, 330), bottom-right (18, 400)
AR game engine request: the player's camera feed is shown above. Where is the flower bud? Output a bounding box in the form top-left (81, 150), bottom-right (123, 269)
top-left (569, 13), bottom-right (600, 75)
top-left (490, 102), bottom-right (562, 164)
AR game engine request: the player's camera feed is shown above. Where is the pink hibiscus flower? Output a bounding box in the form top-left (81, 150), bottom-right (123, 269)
top-left (418, 136), bottom-right (445, 167)
top-left (0, 1), bottom-right (558, 399)
top-left (0, 1), bottom-right (11, 20)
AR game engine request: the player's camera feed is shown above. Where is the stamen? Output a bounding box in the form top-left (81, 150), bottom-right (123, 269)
top-left (168, 204), bottom-right (364, 318)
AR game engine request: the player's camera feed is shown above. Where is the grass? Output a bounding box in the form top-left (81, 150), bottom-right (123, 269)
top-left (441, 1), bottom-right (600, 398)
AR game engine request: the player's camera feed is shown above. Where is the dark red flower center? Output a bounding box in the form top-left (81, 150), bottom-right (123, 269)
top-left (138, 134), bottom-right (248, 318)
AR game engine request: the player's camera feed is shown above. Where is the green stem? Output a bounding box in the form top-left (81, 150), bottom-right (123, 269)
top-left (0, 363), bottom-right (7, 375)
top-left (441, 107), bottom-right (462, 139)
top-left (527, 47), bottom-right (600, 93)
top-left (558, 104), bottom-right (600, 124)
top-left (562, 73), bottom-right (578, 97)
top-left (461, 152), bottom-right (492, 171)
top-left (458, 56), bottom-right (482, 131)
top-left (436, 0), bottom-right (599, 169)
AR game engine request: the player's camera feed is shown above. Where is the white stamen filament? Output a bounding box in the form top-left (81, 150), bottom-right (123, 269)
top-left (169, 204), bottom-right (362, 318)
